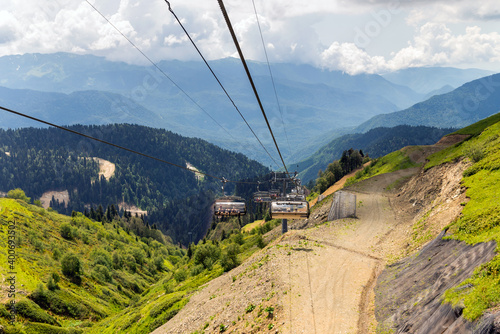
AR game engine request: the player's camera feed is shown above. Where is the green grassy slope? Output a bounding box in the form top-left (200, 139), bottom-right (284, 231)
top-left (0, 198), bottom-right (176, 333)
top-left (0, 198), bottom-right (270, 333)
top-left (344, 147), bottom-right (421, 187)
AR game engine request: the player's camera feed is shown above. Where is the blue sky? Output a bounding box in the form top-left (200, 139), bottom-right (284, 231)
top-left (1, 0), bottom-right (499, 74)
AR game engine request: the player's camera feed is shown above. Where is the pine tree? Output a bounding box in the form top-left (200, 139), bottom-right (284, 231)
top-left (97, 205), bottom-right (104, 222)
top-left (90, 207), bottom-right (97, 220)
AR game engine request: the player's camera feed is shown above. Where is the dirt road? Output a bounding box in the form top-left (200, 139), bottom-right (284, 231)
top-left (278, 169), bottom-right (416, 334)
top-left (39, 190), bottom-right (69, 209)
top-left (93, 157), bottom-right (115, 180)
top-left (152, 168), bottom-right (417, 334)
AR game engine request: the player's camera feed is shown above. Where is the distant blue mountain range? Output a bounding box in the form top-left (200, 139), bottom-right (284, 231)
top-left (0, 52), bottom-right (493, 165)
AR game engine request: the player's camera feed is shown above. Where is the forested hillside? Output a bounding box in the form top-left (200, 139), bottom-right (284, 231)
top-left (297, 125), bottom-right (455, 183)
top-left (0, 124), bottom-right (269, 244)
top-left (0, 195), bottom-right (273, 333)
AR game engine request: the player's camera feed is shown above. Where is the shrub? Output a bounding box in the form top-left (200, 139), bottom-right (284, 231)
top-left (16, 299), bottom-right (59, 325)
top-left (92, 264), bottom-right (112, 283)
top-left (464, 142), bottom-right (485, 163)
top-left (221, 243), bottom-right (240, 272)
top-left (47, 276), bottom-right (59, 291)
top-left (52, 272), bottom-right (60, 283)
top-left (90, 249), bottom-right (112, 269)
top-left (81, 232), bottom-right (90, 244)
top-left (125, 254), bottom-right (137, 273)
top-left (53, 248), bottom-right (61, 261)
top-left (0, 304), bottom-right (10, 318)
top-left (130, 247), bottom-right (146, 266)
top-left (194, 243), bottom-right (221, 269)
top-left (7, 188), bottom-right (31, 203)
top-left (173, 268), bottom-right (187, 282)
top-left (245, 304), bottom-right (255, 313)
top-left (153, 256), bottom-right (165, 272)
top-left (32, 238), bottom-right (44, 252)
top-left (61, 253), bottom-right (83, 284)
top-left (265, 306), bottom-right (274, 318)
top-left (190, 264), bottom-right (205, 276)
top-left (231, 232), bottom-right (244, 245)
top-left (60, 223), bottom-right (73, 240)
top-left (112, 251), bottom-right (124, 269)
top-left (256, 235), bottom-right (266, 249)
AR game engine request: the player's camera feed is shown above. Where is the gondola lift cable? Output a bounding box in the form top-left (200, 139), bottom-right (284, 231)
top-left (251, 0), bottom-right (292, 156)
top-left (0, 105), bottom-right (261, 186)
top-left (84, 0), bottom-right (266, 168)
top-left (164, 0), bottom-right (281, 169)
top-left (216, 0), bottom-right (290, 176)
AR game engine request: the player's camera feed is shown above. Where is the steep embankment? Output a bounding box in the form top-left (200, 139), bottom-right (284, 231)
top-left (374, 113), bottom-right (500, 332)
top-left (297, 125), bottom-right (454, 183)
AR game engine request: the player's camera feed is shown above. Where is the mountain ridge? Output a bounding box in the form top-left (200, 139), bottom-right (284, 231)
top-left (354, 73), bottom-right (500, 133)
top-left (0, 52), bottom-right (432, 165)
top-left (296, 125), bottom-right (456, 183)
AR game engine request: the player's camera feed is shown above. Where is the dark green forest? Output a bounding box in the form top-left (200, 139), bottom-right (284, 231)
top-left (0, 124), bottom-right (269, 244)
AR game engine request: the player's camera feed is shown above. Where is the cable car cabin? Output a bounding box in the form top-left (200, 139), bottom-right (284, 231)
top-left (214, 197), bottom-right (247, 216)
top-left (270, 200), bottom-right (309, 219)
top-left (253, 191), bottom-right (272, 203)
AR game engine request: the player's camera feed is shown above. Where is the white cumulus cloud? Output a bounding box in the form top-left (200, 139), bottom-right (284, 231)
top-left (0, 0), bottom-right (499, 72)
top-left (320, 23), bottom-right (500, 74)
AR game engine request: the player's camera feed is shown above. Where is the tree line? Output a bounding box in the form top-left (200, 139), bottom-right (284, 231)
top-left (313, 148), bottom-right (367, 194)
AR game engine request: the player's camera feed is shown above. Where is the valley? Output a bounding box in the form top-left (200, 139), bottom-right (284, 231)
top-left (0, 54), bottom-right (494, 166)
top-left (1, 54), bottom-right (500, 334)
